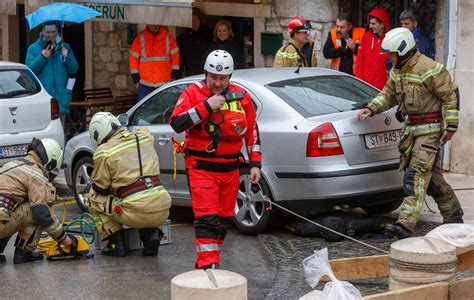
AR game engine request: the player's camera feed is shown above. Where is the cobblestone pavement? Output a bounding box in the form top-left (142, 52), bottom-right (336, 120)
top-left (258, 220), bottom-right (454, 299)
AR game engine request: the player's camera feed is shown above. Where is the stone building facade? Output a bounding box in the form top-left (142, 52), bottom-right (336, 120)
top-left (91, 22), bottom-right (135, 97)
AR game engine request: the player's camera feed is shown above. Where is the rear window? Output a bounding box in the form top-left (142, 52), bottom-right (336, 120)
top-left (0, 68), bottom-right (41, 99)
top-left (266, 75), bottom-right (379, 117)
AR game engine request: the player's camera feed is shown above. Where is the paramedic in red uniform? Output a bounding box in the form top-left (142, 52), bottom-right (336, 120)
top-left (169, 50), bottom-right (262, 269)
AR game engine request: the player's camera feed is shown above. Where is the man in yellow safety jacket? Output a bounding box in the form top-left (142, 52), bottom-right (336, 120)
top-left (86, 112), bottom-right (171, 257)
top-left (356, 28), bottom-right (463, 239)
top-left (130, 25), bottom-right (180, 100)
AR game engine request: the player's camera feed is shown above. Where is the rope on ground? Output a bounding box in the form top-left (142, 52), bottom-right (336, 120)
top-left (263, 197), bottom-right (390, 255)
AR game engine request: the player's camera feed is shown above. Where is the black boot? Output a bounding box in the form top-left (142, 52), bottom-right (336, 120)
top-left (101, 230), bottom-right (127, 257)
top-left (139, 228), bottom-right (164, 256)
top-left (385, 223), bottom-right (412, 239)
top-left (0, 236), bottom-right (10, 263)
top-left (13, 248), bottom-right (44, 264)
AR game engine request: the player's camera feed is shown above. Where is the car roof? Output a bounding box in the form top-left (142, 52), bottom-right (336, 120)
top-left (180, 67), bottom-right (345, 86)
top-left (0, 61), bottom-right (28, 69)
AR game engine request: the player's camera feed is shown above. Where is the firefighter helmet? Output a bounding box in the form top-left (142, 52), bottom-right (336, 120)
top-left (381, 27), bottom-right (416, 56)
top-left (89, 112), bottom-right (121, 144)
top-left (288, 16), bottom-right (312, 34)
top-left (28, 138), bottom-right (63, 173)
top-left (204, 50), bottom-right (234, 75)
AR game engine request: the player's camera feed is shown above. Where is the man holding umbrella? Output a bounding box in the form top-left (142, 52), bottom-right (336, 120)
top-left (26, 21), bottom-right (79, 125)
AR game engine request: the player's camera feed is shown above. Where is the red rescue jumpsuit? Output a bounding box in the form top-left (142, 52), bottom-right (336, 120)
top-left (170, 80), bottom-right (262, 268)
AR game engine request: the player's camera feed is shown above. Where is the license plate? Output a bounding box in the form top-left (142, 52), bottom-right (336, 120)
top-left (0, 144), bottom-right (29, 158)
top-left (364, 130), bottom-right (403, 149)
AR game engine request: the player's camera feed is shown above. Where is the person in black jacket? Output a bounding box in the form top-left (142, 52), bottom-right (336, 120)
top-left (207, 20), bottom-right (245, 70)
top-left (177, 8), bottom-right (212, 78)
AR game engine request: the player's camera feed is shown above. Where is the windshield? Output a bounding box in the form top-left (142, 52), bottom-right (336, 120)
top-left (266, 75), bottom-right (379, 118)
top-left (0, 68), bottom-right (41, 98)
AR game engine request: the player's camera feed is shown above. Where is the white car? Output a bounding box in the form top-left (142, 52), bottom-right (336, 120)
top-left (0, 61), bottom-right (64, 165)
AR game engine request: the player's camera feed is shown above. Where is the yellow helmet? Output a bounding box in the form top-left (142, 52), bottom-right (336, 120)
top-left (28, 138), bottom-right (63, 173)
top-left (89, 112), bottom-right (121, 144)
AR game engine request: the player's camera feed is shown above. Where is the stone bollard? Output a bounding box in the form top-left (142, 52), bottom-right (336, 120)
top-left (389, 237), bottom-right (457, 291)
top-left (171, 269), bottom-right (247, 300)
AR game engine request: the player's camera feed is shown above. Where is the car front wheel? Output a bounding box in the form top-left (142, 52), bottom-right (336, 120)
top-left (233, 167), bottom-right (277, 235)
top-left (72, 156), bottom-right (94, 212)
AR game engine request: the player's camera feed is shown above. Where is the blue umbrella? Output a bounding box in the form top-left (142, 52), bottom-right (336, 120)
top-left (25, 2), bottom-right (100, 30)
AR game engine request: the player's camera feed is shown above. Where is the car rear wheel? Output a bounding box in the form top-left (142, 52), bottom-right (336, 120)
top-left (233, 167), bottom-right (278, 235)
top-left (362, 197), bottom-right (404, 215)
top-left (72, 156), bottom-right (94, 212)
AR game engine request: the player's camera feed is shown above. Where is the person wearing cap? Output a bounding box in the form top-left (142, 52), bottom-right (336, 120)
top-left (273, 16), bottom-right (317, 68)
top-left (356, 28), bottom-right (462, 239)
top-left (25, 21), bottom-right (79, 125)
top-left (355, 7), bottom-right (391, 90)
top-left (0, 138), bottom-right (74, 264)
top-left (169, 50), bottom-right (262, 270)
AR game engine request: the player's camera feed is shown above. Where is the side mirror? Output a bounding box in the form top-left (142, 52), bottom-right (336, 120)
top-left (117, 113), bottom-right (129, 126)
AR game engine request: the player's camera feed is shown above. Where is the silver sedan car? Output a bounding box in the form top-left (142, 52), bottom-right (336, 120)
top-left (64, 68), bottom-right (404, 235)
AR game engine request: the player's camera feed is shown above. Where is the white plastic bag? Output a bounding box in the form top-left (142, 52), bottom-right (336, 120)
top-left (301, 248), bottom-right (361, 300)
top-left (425, 224), bottom-right (474, 255)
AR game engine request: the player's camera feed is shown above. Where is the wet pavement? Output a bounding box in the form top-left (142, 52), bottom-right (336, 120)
top-left (1, 173), bottom-right (473, 299)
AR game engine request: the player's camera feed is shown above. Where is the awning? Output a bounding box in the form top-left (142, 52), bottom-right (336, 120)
top-left (0, 0), bottom-right (16, 15)
top-left (25, 0), bottom-right (193, 27)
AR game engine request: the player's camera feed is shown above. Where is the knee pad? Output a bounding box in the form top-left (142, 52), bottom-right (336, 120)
top-left (403, 167), bottom-right (416, 196)
top-left (195, 214), bottom-right (220, 239)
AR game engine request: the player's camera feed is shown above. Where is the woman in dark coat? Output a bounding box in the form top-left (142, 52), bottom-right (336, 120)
top-left (207, 20), bottom-right (245, 69)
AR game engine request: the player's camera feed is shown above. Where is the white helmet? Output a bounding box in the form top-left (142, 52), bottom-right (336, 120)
top-left (28, 138), bottom-right (63, 173)
top-left (381, 27), bottom-right (416, 56)
top-left (89, 112), bottom-right (121, 144)
top-left (204, 50), bottom-right (234, 75)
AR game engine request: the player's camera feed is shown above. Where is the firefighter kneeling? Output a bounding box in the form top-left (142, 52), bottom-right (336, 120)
top-left (86, 112), bottom-right (172, 257)
top-left (0, 138), bottom-right (74, 264)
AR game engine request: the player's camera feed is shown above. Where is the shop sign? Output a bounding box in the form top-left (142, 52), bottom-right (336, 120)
top-left (85, 4), bottom-right (125, 21)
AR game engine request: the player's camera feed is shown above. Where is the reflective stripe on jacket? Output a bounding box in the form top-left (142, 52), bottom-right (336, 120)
top-left (273, 39), bottom-right (317, 68)
top-left (129, 26), bottom-right (180, 87)
top-left (92, 128), bottom-right (162, 195)
top-left (329, 27), bottom-right (365, 73)
top-left (367, 51), bottom-right (459, 134)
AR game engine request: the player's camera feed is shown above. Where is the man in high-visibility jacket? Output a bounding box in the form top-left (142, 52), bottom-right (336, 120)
top-left (0, 138), bottom-right (74, 264)
top-left (323, 13), bottom-right (365, 75)
top-left (86, 112), bottom-right (172, 257)
top-left (170, 50), bottom-right (262, 269)
top-left (130, 25), bottom-right (180, 100)
top-left (356, 28), bottom-right (463, 239)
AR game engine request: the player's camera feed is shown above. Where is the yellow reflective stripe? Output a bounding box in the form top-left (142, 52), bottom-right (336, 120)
top-left (404, 123), bottom-right (442, 136)
top-left (391, 63), bottom-right (444, 84)
top-left (120, 185), bottom-right (166, 204)
top-left (13, 164), bottom-right (49, 184)
top-left (94, 135), bottom-right (150, 160)
top-left (372, 95), bottom-right (390, 112)
top-left (92, 214), bottom-right (111, 226)
top-left (275, 51), bottom-right (300, 60)
top-left (444, 109), bottom-right (459, 121)
top-left (220, 101), bottom-right (245, 114)
top-left (401, 204), bottom-right (421, 220)
top-left (44, 219), bottom-right (62, 235)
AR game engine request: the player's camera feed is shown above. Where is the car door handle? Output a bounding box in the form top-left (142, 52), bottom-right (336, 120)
top-left (157, 137), bottom-right (171, 146)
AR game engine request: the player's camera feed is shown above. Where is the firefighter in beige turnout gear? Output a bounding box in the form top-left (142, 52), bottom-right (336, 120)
top-left (86, 112), bottom-right (171, 257)
top-left (0, 138), bottom-right (74, 264)
top-left (356, 28), bottom-right (463, 238)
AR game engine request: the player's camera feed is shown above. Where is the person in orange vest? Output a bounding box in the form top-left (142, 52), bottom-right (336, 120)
top-left (323, 13), bottom-right (365, 76)
top-left (130, 24), bottom-right (180, 100)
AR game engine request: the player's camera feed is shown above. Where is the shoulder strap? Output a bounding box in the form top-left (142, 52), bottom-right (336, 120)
top-left (134, 134), bottom-right (144, 178)
top-left (287, 42), bottom-right (307, 66)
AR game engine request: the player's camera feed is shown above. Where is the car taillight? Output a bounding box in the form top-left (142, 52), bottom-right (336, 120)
top-left (306, 123), bottom-right (344, 157)
top-left (51, 98), bottom-right (60, 120)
